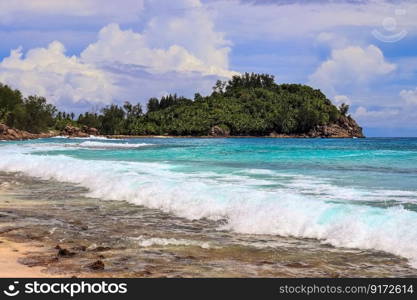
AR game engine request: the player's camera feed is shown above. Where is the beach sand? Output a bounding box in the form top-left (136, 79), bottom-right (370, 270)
top-left (0, 238), bottom-right (50, 278)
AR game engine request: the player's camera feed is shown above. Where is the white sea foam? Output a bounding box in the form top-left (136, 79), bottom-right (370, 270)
top-left (132, 236), bottom-right (212, 249)
top-left (76, 141), bottom-right (153, 149)
top-left (2, 143), bottom-right (417, 267)
top-left (51, 135), bottom-right (120, 140)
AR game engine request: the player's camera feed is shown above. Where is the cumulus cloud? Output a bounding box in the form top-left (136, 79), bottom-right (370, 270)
top-left (0, 0), bottom-right (236, 111)
top-left (309, 45), bottom-right (396, 94)
top-left (400, 87), bottom-right (417, 105)
top-left (81, 23), bottom-right (235, 78)
top-left (0, 41), bottom-right (117, 105)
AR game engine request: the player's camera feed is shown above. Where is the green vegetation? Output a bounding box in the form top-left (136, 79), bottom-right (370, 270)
top-left (0, 73), bottom-right (349, 136)
top-left (0, 83), bottom-right (57, 133)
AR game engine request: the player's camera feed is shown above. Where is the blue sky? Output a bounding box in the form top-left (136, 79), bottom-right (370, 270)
top-left (0, 0), bottom-right (416, 136)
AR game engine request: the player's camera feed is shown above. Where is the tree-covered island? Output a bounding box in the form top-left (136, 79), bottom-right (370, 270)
top-left (0, 73), bottom-right (363, 139)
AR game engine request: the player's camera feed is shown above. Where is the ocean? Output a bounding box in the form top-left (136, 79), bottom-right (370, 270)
top-left (1, 137), bottom-right (417, 276)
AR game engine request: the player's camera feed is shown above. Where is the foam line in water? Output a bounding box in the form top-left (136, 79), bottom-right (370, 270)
top-left (51, 135), bottom-right (121, 140)
top-left (2, 144), bottom-right (417, 268)
top-left (132, 236), bottom-right (213, 249)
top-left (76, 141), bottom-right (154, 149)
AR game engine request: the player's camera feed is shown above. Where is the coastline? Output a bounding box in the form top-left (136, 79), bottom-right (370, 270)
top-left (1, 121), bottom-right (365, 141)
top-left (1, 132), bottom-right (365, 141)
top-left (104, 134), bottom-right (364, 139)
top-left (0, 171), bottom-right (415, 278)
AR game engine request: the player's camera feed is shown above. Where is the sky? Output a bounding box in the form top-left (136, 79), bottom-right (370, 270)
top-left (0, 0), bottom-right (416, 136)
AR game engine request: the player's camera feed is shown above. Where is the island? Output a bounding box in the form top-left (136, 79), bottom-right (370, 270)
top-left (0, 73), bottom-right (363, 140)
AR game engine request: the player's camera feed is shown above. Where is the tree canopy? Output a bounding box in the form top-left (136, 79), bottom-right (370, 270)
top-left (1, 73), bottom-right (350, 136)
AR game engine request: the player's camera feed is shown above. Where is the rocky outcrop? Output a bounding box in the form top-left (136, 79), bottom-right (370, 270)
top-left (209, 125), bottom-right (230, 137)
top-left (86, 260), bottom-right (105, 270)
top-left (61, 125), bottom-right (99, 138)
top-left (0, 123), bottom-right (100, 140)
top-left (269, 131), bottom-right (294, 138)
top-left (307, 115), bottom-right (364, 138)
top-left (0, 123), bottom-right (56, 140)
top-left (268, 115), bottom-right (364, 138)
top-left (82, 125), bottom-right (99, 136)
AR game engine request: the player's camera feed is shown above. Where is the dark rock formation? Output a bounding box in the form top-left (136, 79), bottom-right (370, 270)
top-left (0, 123), bottom-right (56, 140)
top-left (61, 125), bottom-right (99, 137)
top-left (268, 115), bottom-right (364, 138)
top-left (57, 248), bottom-right (75, 257)
top-left (209, 125), bottom-right (230, 137)
top-left (82, 125), bottom-right (99, 136)
top-left (87, 260), bottom-right (105, 270)
top-left (308, 115), bottom-right (364, 138)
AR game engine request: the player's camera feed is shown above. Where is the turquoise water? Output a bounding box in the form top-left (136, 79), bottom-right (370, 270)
top-left (1, 137), bottom-right (417, 267)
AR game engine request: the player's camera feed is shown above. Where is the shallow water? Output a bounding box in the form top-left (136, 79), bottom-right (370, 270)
top-left (1, 172), bottom-right (416, 277)
top-left (1, 137), bottom-right (417, 276)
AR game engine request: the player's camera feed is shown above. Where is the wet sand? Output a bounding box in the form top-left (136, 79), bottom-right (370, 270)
top-left (1, 171), bottom-right (416, 278)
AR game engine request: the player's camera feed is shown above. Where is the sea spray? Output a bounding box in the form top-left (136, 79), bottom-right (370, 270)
top-left (1, 138), bottom-right (417, 268)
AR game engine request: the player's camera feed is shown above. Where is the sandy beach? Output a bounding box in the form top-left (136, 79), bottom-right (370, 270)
top-left (0, 237), bottom-right (50, 277)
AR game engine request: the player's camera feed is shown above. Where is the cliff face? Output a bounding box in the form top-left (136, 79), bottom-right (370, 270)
top-left (268, 115), bottom-right (364, 138)
top-left (308, 115), bottom-right (364, 138)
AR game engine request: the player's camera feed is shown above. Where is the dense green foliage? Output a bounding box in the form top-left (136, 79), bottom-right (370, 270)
top-left (0, 83), bottom-right (57, 133)
top-left (88, 73), bottom-right (343, 135)
top-left (1, 73), bottom-right (348, 135)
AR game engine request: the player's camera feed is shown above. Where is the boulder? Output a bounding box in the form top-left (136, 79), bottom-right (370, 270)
top-left (57, 248), bottom-right (75, 257)
top-left (0, 123), bottom-right (49, 140)
top-left (0, 123), bottom-right (8, 134)
top-left (87, 260), bottom-right (105, 270)
top-left (209, 125), bottom-right (230, 137)
top-left (62, 124), bottom-right (99, 137)
top-left (62, 125), bottom-right (89, 137)
top-left (307, 116), bottom-right (364, 138)
top-left (82, 126), bottom-right (99, 136)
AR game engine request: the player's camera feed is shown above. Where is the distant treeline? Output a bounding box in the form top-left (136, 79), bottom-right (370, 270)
top-left (0, 73), bottom-right (350, 135)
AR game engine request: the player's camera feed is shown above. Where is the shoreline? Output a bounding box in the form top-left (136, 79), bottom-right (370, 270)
top-left (0, 133), bottom-right (365, 141)
top-left (104, 134), bottom-right (364, 139)
top-left (1, 171), bottom-right (416, 278)
top-left (1, 122), bottom-right (365, 141)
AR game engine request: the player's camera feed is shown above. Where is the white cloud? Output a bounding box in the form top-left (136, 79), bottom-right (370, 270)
top-left (143, 0), bottom-right (231, 72)
top-left (209, 0), bottom-right (417, 41)
top-left (316, 32), bottom-right (349, 49)
top-left (354, 106), bottom-right (400, 119)
top-left (0, 0), bottom-right (236, 110)
top-left (352, 105), bottom-right (400, 128)
top-left (309, 45), bottom-right (396, 94)
top-left (0, 41), bottom-right (117, 105)
top-left (400, 88), bottom-right (417, 105)
top-left (81, 23), bottom-right (235, 78)
top-left (333, 95), bottom-right (351, 106)
top-left (0, 0), bottom-right (144, 23)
